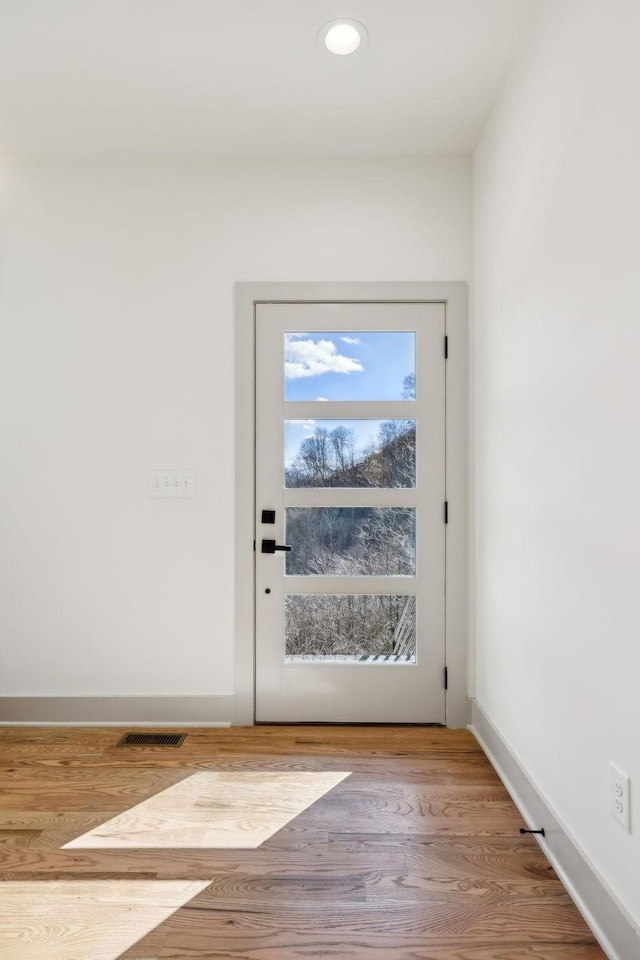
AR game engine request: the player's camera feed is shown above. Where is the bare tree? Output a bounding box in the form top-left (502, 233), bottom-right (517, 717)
top-left (330, 425), bottom-right (351, 476)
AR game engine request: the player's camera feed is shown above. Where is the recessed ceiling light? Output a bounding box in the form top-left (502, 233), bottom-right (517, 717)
top-left (319, 19), bottom-right (368, 57)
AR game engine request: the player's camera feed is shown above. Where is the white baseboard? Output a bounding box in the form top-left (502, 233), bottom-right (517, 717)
top-left (469, 699), bottom-right (639, 960)
top-left (0, 696), bottom-right (234, 726)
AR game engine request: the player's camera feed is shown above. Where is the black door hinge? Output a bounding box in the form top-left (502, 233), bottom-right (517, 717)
top-left (444, 501), bottom-right (448, 524)
top-left (444, 666), bottom-right (448, 690)
top-left (444, 335), bottom-right (449, 359)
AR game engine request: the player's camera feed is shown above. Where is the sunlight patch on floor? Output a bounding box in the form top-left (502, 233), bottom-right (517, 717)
top-left (63, 770), bottom-right (351, 849)
top-left (0, 880), bottom-right (208, 960)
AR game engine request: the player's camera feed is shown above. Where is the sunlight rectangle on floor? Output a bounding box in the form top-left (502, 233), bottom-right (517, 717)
top-left (0, 880), bottom-right (208, 960)
top-left (62, 770), bottom-right (350, 849)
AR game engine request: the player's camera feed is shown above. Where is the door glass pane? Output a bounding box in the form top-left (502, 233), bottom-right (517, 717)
top-left (285, 595), bottom-right (416, 663)
top-left (285, 507), bottom-right (415, 576)
top-left (284, 331), bottom-right (415, 401)
top-left (285, 420), bottom-right (415, 488)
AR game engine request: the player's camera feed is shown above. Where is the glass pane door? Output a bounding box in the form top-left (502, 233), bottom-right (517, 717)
top-left (255, 302), bottom-right (446, 722)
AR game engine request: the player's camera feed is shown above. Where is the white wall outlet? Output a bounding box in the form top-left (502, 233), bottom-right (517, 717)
top-left (149, 470), bottom-right (195, 499)
top-left (610, 763), bottom-right (631, 832)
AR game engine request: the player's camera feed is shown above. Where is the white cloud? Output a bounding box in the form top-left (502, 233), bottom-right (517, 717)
top-left (316, 397), bottom-right (329, 402)
top-left (284, 336), bottom-right (364, 380)
top-left (288, 419), bottom-right (316, 429)
top-left (340, 336), bottom-right (360, 345)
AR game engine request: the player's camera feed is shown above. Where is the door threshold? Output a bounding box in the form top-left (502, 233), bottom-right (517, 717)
top-left (254, 721), bottom-right (446, 727)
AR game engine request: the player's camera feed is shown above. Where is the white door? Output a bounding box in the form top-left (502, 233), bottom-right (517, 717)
top-left (255, 302), bottom-right (446, 722)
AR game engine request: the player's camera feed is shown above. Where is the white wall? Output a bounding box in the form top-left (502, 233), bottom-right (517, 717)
top-left (474, 0), bottom-right (640, 930)
top-left (0, 156), bottom-right (471, 697)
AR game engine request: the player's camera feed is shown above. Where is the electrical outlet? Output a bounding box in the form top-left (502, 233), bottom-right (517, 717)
top-left (610, 763), bottom-right (631, 832)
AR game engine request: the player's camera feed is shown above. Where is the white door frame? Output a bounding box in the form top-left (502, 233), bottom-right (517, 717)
top-left (234, 281), bottom-right (468, 727)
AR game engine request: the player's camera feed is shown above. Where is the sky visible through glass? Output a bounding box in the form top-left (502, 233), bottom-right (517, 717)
top-left (285, 419), bottom-right (411, 470)
top-left (284, 331), bottom-right (415, 466)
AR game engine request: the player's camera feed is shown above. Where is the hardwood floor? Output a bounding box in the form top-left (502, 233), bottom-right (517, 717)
top-left (0, 726), bottom-right (606, 960)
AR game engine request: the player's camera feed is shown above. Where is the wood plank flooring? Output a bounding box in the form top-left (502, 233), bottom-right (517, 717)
top-left (0, 726), bottom-right (606, 960)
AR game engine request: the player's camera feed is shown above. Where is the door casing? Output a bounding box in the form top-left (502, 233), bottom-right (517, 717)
top-left (234, 281), bottom-right (468, 727)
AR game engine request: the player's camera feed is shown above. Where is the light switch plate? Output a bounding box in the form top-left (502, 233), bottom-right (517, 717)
top-left (149, 470), bottom-right (195, 498)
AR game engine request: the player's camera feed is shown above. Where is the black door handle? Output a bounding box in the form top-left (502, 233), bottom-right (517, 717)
top-left (261, 539), bottom-right (292, 554)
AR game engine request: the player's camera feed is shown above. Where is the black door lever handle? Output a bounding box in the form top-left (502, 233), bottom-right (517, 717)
top-left (261, 539), bottom-right (292, 554)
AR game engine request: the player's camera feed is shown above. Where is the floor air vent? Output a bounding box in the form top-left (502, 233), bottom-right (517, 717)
top-left (116, 732), bottom-right (186, 747)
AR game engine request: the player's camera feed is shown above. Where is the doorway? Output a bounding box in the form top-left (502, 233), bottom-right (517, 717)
top-left (234, 283), bottom-right (468, 726)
